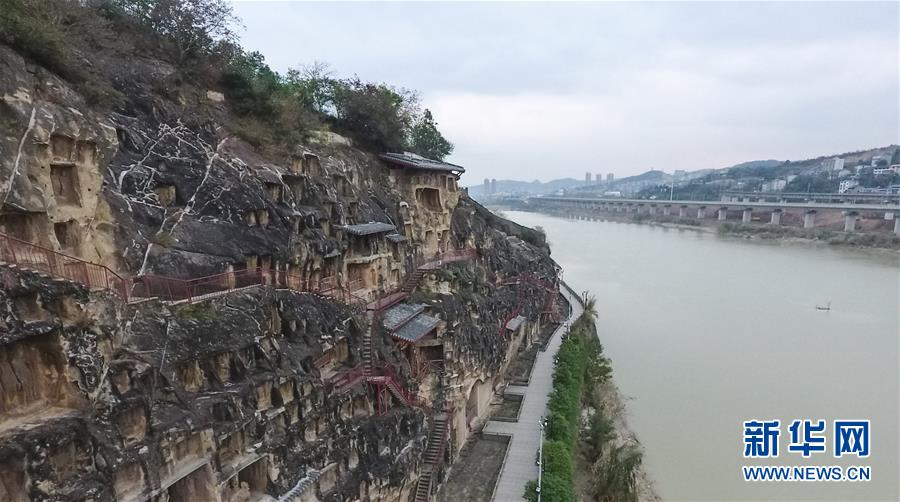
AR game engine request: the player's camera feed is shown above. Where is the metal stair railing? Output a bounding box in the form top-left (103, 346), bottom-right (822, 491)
top-left (0, 232), bottom-right (129, 299)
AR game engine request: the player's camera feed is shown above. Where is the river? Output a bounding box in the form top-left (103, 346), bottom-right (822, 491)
top-left (503, 210), bottom-right (899, 501)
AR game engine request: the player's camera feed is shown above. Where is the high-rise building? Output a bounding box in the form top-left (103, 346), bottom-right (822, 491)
top-left (585, 172), bottom-right (591, 184)
top-left (595, 173), bottom-right (602, 183)
top-left (822, 158), bottom-right (844, 178)
top-left (490, 178), bottom-right (497, 194)
top-left (607, 173), bottom-right (614, 182)
top-left (483, 178), bottom-right (490, 192)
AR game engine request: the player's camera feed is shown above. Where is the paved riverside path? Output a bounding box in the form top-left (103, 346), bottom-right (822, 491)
top-left (483, 285), bottom-right (583, 501)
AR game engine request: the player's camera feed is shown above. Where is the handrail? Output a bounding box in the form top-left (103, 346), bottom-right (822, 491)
top-left (330, 364), bottom-right (367, 393)
top-left (0, 232), bottom-right (477, 313)
top-left (431, 408), bottom-right (453, 470)
top-left (0, 232), bottom-right (129, 299)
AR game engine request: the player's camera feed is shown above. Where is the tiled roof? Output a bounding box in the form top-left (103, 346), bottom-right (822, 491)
top-left (382, 303), bottom-right (426, 331)
top-left (339, 222), bottom-right (396, 236)
top-left (394, 313), bottom-right (440, 343)
top-left (382, 303), bottom-right (440, 343)
top-left (380, 152), bottom-right (465, 174)
top-left (505, 315), bottom-right (526, 331)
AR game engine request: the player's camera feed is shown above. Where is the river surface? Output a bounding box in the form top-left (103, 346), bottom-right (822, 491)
top-left (504, 211), bottom-right (899, 501)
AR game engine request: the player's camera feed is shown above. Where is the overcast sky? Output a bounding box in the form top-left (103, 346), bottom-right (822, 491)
top-left (232, 1), bottom-right (899, 183)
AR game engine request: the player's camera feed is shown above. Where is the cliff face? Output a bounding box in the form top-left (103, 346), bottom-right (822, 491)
top-left (0, 35), bottom-right (559, 502)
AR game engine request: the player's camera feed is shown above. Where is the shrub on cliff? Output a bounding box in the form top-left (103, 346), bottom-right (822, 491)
top-left (329, 77), bottom-right (418, 152)
top-left (107, 0), bottom-right (238, 63)
top-left (408, 109), bottom-right (454, 161)
top-left (0, 0), bottom-right (122, 105)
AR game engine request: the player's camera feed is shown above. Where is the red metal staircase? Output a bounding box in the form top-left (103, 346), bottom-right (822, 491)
top-left (413, 410), bottom-right (452, 502)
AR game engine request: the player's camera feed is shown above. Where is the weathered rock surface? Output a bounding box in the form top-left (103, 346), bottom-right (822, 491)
top-left (0, 35), bottom-right (560, 501)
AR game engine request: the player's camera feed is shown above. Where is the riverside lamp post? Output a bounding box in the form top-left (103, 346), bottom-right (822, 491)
top-left (537, 417), bottom-right (545, 502)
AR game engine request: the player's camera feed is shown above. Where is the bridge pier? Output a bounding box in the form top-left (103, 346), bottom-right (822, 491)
top-left (770, 209), bottom-right (782, 225)
top-left (895, 215), bottom-right (900, 235)
top-left (742, 208), bottom-right (752, 223)
top-left (843, 211), bottom-right (858, 232)
top-left (663, 205), bottom-right (671, 216)
top-left (648, 205), bottom-right (656, 215)
top-left (803, 210), bottom-right (817, 229)
top-left (679, 205), bottom-right (687, 218)
top-left (718, 207), bottom-right (727, 221)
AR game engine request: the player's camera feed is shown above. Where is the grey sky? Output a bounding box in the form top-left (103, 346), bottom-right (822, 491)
top-left (232, 1), bottom-right (899, 183)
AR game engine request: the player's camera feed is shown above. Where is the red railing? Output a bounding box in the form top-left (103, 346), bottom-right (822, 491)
top-left (318, 275), bottom-right (337, 293)
top-left (313, 350), bottom-right (332, 369)
top-left (370, 363), bottom-right (424, 408)
top-left (132, 267), bottom-right (271, 302)
top-left (0, 232), bottom-right (477, 315)
top-left (0, 233), bottom-right (129, 299)
top-left (330, 364), bottom-right (367, 393)
top-left (415, 359), bottom-right (444, 382)
top-left (499, 306), bottom-right (522, 339)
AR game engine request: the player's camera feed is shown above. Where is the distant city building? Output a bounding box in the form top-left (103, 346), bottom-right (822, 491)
top-left (490, 178), bottom-right (497, 194)
top-left (606, 173), bottom-right (614, 182)
top-left (839, 179), bottom-right (859, 193)
top-left (595, 173), bottom-right (602, 183)
top-left (822, 157), bottom-right (844, 177)
top-left (483, 178), bottom-right (490, 192)
top-left (786, 174), bottom-right (798, 183)
top-left (761, 179), bottom-right (787, 192)
top-left (673, 169), bottom-right (686, 179)
top-left (871, 155), bottom-right (891, 167)
top-left (837, 168), bottom-right (853, 178)
top-left (873, 165), bottom-right (900, 176)
top-left (585, 172), bottom-right (591, 184)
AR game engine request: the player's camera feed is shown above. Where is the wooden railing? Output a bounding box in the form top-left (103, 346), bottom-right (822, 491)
top-left (0, 233), bottom-right (129, 299)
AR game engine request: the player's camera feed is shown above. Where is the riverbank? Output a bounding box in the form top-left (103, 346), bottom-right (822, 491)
top-left (496, 206), bottom-right (900, 251)
top-left (577, 316), bottom-right (660, 502)
top-left (522, 288), bottom-right (659, 502)
top-left (499, 210), bottom-right (900, 500)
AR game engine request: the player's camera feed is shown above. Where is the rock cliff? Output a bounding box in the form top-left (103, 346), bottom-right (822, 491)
top-left (0, 28), bottom-right (559, 502)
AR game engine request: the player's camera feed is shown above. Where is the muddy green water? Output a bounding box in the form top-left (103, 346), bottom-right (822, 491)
top-left (505, 211), bottom-right (899, 501)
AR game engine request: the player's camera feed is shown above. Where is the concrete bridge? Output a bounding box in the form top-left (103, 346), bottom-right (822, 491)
top-left (528, 196), bottom-right (900, 234)
top-left (720, 191), bottom-right (900, 206)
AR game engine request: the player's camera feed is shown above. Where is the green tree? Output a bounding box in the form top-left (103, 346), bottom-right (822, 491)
top-left (219, 50), bottom-right (281, 117)
top-left (284, 61), bottom-right (334, 113)
top-left (329, 78), bottom-right (418, 152)
top-left (110, 0), bottom-right (238, 62)
top-left (593, 444), bottom-right (642, 502)
top-left (408, 109), bottom-right (453, 160)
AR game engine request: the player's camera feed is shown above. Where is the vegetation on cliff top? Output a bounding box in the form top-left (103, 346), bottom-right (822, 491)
top-left (0, 0), bottom-right (454, 159)
top-left (525, 296), bottom-right (644, 502)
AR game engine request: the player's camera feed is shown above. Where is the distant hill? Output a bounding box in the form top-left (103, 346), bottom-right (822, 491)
top-left (469, 145), bottom-right (898, 199)
top-left (467, 177), bottom-right (582, 196)
top-left (726, 160), bottom-right (781, 171)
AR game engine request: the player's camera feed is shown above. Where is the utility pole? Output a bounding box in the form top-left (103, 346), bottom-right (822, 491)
top-left (670, 183), bottom-right (675, 201)
top-left (537, 418), bottom-right (544, 502)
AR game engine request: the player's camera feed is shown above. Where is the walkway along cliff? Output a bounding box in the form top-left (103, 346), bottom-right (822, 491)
top-left (0, 37), bottom-right (562, 502)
